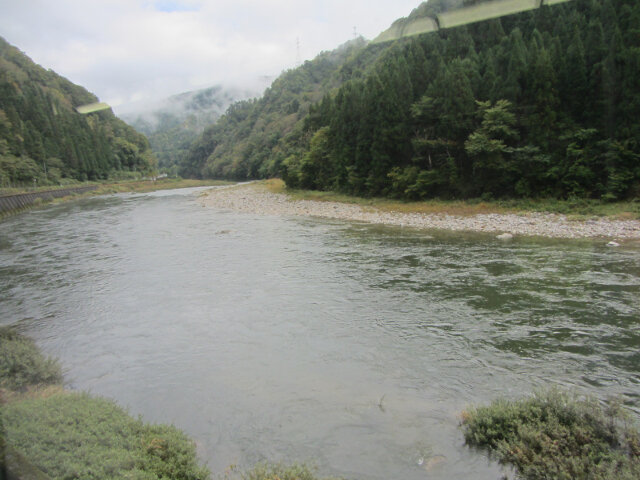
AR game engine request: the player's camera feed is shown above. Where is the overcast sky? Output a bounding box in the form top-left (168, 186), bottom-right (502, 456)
top-left (0, 0), bottom-right (424, 112)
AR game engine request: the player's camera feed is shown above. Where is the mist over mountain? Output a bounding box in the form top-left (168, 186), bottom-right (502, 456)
top-left (119, 84), bottom-right (267, 172)
top-left (179, 36), bottom-right (371, 179)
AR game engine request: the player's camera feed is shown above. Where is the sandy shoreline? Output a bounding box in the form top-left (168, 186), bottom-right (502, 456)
top-left (200, 183), bottom-right (640, 241)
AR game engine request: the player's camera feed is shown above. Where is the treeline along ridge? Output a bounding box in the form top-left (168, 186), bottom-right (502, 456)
top-left (181, 0), bottom-right (640, 201)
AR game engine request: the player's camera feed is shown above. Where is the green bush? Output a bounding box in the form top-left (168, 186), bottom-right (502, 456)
top-left (461, 389), bottom-right (640, 480)
top-left (3, 392), bottom-right (210, 480)
top-left (0, 327), bottom-right (62, 391)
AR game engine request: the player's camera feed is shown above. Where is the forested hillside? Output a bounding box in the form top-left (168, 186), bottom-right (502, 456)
top-left (0, 36), bottom-right (156, 187)
top-left (121, 85), bottom-right (259, 176)
top-left (185, 0), bottom-right (640, 201)
top-left (179, 37), bottom-right (372, 179)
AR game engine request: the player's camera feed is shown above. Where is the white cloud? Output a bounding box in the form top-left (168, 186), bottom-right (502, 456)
top-left (0, 0), bottom-right (424, 111)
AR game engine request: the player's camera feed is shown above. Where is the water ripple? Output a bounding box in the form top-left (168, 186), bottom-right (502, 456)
top-left (1, 191), bottom-right (638, 479)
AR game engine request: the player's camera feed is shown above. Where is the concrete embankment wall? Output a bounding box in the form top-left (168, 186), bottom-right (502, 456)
top-left (0, 186), bottom-right (98, 217)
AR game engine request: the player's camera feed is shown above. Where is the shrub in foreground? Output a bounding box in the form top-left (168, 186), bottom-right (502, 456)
top-left (3, 391), bottom-right (210, 479)
top-left (0, 326), bottom-right (62, 391)
top-left (461, 389), bottom-right (640, 480)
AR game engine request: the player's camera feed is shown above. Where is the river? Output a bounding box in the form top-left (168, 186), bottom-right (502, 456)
top-left (1, 187), bottom-right (639, 479)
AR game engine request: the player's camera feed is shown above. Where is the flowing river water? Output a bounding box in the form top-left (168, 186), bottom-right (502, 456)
top-left (1, 187), bottom-right (639, 479)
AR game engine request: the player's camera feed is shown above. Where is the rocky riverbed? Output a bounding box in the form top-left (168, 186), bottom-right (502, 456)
top-left (200, 183), bottom-right (640, 241)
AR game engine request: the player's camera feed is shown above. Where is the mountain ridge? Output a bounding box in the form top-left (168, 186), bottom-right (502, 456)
top-left (179, 36), bottom-right (372, 179)
top-left (181, 0), bottom-right (640, 201)
top-left (119, 84), bottom-right (265, 174)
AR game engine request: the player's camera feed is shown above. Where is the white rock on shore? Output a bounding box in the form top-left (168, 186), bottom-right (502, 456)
top-left (496, 233), bottom-right (514, 240)
top-left (199, 183), bottom-right (640, 241)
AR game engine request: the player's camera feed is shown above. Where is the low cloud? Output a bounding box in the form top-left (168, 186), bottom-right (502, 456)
top-left (0, 0), bottom-right (422, 110)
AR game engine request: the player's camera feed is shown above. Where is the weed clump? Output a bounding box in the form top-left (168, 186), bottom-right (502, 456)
top-left (1, 328), bottom-right (209, 479)
top-left (3, 391), bottom-right (210, 479)
top-left (0, 326), bottom-right (62, 391)
top-left (461, 389), bottom-right (640, 479)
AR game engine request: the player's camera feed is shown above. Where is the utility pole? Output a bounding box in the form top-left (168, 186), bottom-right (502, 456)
top-left (296, 37), bottom-right (301, 67)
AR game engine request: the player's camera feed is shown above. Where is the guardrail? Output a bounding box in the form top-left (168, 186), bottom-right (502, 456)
top-left (0, 186), bottom-right (98, 217)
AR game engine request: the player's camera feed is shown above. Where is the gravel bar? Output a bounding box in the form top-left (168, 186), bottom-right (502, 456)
top-left (200, 183), bottom-right (640, 241)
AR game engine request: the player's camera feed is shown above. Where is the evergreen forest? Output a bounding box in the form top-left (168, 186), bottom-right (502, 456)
top-left (182, 0), bottom-right (640, 201)
top-left (179, 37), bottom-right (371, 180)
top-left (0, 37), bottom-right (156, 187)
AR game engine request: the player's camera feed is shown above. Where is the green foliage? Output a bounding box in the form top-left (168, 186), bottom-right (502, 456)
top-left (0, 326), bottom-right (62, 391)
top-left (465, 99), bottom-right (517, 195)
top-left (0, 153), bottom-right (40, 186)
top-left (0, 36), bottom-right (156, 186)
top-left (462, 389), bottom-right (640, 480)
top-left (180, 38), bottom-right (370, 181)
top-left (298, 127), bottom-right (333, 189)
top-left (183, 0), bottom-right (639, 202)
top-left (3, 392), bottom-right (210, 480)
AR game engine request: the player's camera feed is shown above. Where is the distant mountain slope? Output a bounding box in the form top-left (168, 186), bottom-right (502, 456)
top-left (182, 0), bottom-right (640, 201)
top-left (120, 85), bottom-right (261, 174)
top-left (0, 36), bottom-right (156, 186)
top-left (179, 37), bottom-right (371, 179)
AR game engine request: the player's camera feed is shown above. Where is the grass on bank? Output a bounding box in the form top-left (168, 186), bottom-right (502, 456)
top-left (263, 178), bottom-right (640, 219)
top-left (0, 326), bottom-right (210, 480)
top-left (3, 392), bottom-right (210, 480)
top-left (0, 327), bottom-right (62, 392)
top-left (0, 178), bottom-right (231, 198)
top-left (461, 389), bottom-right (640, 480)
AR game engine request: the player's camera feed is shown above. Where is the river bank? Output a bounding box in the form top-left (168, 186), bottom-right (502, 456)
top-left (91, 178), bottom-right (232, 195)
top-left (200, 182), bottom-right (640, 241)
top-left (0, 327), bottom-right (209, 480)
top-left (0, 179), bottom-right (231, 219)
top-left (0, 186), bottom-right (99, 218)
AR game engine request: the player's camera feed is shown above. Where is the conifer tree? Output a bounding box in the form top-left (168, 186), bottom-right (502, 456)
top-left (527, 48), bottom-right (559, 149)
top-left (563, 27), bottom-right (588, 121)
